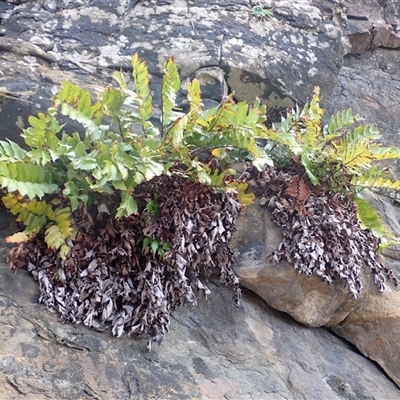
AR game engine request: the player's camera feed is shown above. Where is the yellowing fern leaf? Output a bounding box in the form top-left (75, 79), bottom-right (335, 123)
top-left (5, 232), bottom-right (29, 243)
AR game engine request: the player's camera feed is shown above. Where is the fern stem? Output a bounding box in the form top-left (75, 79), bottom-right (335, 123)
top-left (208, 104), bottom-right (224, 133)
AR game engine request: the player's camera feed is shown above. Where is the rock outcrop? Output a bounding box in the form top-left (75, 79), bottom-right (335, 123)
top-left (0, 0), bottom-right (347, 137)
top-left (232, 199), bottom-right (363, 329)
top-left (233, 194), bottom-right (400, 388)
top-left (1, 0), bottom-right (400, 397)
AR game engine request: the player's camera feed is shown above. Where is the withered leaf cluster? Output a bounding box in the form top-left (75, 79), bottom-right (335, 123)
top-left (241, 163), bottom-right (399, 298)
top-left (7, 175), bottom-right (242, 349)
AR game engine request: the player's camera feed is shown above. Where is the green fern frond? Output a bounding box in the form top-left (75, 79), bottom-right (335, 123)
top-left (23, 113), bottom-right (64, 151)
top-left (340, 124), bottom-right (380, 148)
top-left (352, 175), bottom-right (400, 191)
top-left (162, 56), bottom-right (181, 132)
top-left (183, 94), bottom-right (270, 166)
top-left (56, 81), bottom-right (101, 121)
top-left (186, 79), bottom-right (202, 131)
top-left (0, 161), bottom-right (57, 199)
top-left (0, 140), bottom-right (27, 161)
top-left (324, 109), bottom-right (360, 136)
top-left (45, 205), bottom-right (76, 258)
top-left (131, 54), bottom-right (153, 130)
top-left (245, 99), bottom-right (267, 126)
top-left (165, 114), bottom-right (188, 148)
top-left (0, 178), bottom-right (57, 199)
top-left (337, 139), bottom-right (373, 174)
top-left (3, 193), bottom-right (51, 238)
top-left (370, 146), bottom-right (400, 160)
top-left (234, 102), bottom-right (251, 125)
top-left (100, 87), bottom-right (124, 116)
top-left (301, 153), bottom-right (320, 185)
top-left (301, 86), bottom-right (323, 123)
top-left (53, 82), bottom-right (106, 142)
top-left (353, 194), bottom-right (392, 240)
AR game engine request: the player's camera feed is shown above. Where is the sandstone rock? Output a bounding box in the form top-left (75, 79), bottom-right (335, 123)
top-left (333, 281), bottom-right (400, 391)
top-left (232, 193), bottom-right (400, 388)
top-left (332, 192), bottom-right (400, 388)
top-left (231, 199), bottom-right (364, 328)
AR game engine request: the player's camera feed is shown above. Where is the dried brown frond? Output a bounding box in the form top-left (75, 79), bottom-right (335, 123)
top-left (7, 175), bottom-right (242, 347)
top-left (240, 163), bottom-right (399, 297)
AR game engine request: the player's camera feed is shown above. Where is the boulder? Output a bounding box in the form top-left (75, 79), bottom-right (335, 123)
top-left (232, 193), bottom-right (400, 388)
top-left (231, 200), bottom-right (365, 328)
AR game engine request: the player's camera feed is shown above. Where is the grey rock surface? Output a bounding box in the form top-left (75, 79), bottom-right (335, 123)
top-left (1, 0), bottom-right (399, 149)
top-left (326, 49), bottom-right (400, 154)
top-left (0, 0), bottom-right (346, 132)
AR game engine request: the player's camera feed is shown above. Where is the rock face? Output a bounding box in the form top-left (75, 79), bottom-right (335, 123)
top-left (1, 0), bottom-right (400, 397)
top-left (345, 1), bottom-right (400, 54)
top-left (326, 48), bottom-right (400, 154)
top-left (0, 0), bottom-right (347, 136)
top-left (1, 0), bottom-right (399, 147)
top-left (232, 195), bottom-right (400, 388)
top-left (232, 200), bottom-right (364, 329)
top-left (333, 194), bottom-right (400, 391)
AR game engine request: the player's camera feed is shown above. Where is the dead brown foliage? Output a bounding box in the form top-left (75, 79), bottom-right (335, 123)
top-left (7, 175), bottom-right (242, 349)
top-left (241, 163), bottom-right (399, 297)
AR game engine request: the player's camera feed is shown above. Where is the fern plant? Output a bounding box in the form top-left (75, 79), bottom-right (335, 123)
top-left (1, 54), bottom-right (271, 258)
top-left (265, 86), bottom-right (400, 243)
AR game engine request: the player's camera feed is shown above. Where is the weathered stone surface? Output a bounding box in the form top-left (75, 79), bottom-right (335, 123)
top-left (345, 0), bottom-right (400, 54)
top-left (313, 0), bottom-right (400, 54)
top-left (0, 0), bottom-right (399, 137)
top-left (1, 214), bottom-right (400, 399)
top-left (332, 192), bottom-right (400, 389)
top-left (232, 193), bottom-right (400, 388)
top-left (0, 0), bottom-right (346, 127)
top-left (231, 199), bottom-right (365, 328)
top-left (326, 48), bottom-right (400, 152)
top-left (333, 280), bottom-right (400, 392)
top-left (1, 0), bottom-right (398, 145)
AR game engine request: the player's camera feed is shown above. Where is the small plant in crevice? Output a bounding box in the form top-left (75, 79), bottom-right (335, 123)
top-left (251, 5), bottom-right (274, 20)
